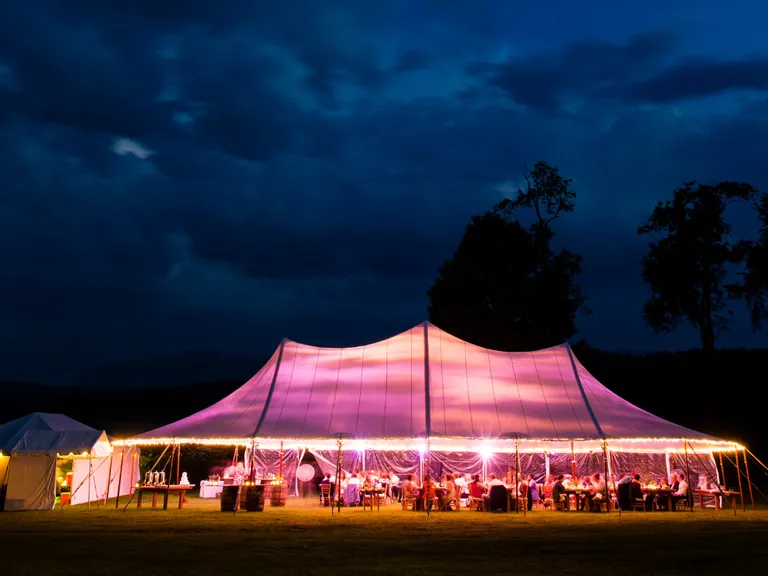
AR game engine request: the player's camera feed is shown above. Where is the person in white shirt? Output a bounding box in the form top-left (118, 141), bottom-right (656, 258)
top-left (453, 471), bottom-right (468, 501)
top-left (482, 473), bottom-right (506, 511)
top-left (672, 473), bottom-right (689, 510)
top-left (587, 472), bottom-right (606, 512)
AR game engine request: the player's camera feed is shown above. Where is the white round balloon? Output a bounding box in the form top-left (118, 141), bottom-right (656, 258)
top-left (297, 464), bottom-right (315, 483)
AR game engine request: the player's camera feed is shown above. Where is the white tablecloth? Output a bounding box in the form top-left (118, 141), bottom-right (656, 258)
top-left (200, 481), bottom-right (224, 498)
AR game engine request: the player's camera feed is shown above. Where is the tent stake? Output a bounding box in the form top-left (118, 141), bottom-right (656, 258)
top-left (743, 450), bottom-right (755, 510)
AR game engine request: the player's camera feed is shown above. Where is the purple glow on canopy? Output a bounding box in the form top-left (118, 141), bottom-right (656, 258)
top-left (138, 322), bottom-right (719, 444)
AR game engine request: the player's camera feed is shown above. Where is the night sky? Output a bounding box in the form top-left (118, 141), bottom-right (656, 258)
top-left (2, 1), bottom-right (768, 383)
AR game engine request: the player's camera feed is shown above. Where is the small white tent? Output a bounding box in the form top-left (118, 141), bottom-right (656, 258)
top-left (0, 413), bottom-right (137, 511)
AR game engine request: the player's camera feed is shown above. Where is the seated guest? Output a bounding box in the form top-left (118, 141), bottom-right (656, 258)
top-left (482, 474), bottom-right (505, 511)
top-left (629, 473), bottom-right (649, 509)
top-left (552, 474), bottom-right (568, 510)
top-left (401, 475), bottom-right (415, 495)
top-left (672, 473), bottom-right (689, 511)
top-left (616, 474), bottom-right (632, 510)
top-left (441, 474), bottom-right (457, 510)
top-left (669, 473), bottom-right (680, 493)
top-left (390, 474), bottom-right (401, 501)
top-left (454, 471), bottom-right (468, 500)
top-left (468, 474), bottom-right (485, 507)
top-left (587, 472), bottom-right (606, 512)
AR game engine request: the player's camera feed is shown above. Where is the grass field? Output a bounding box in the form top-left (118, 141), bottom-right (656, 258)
top-left (1, 496), bottom-right (767, 575)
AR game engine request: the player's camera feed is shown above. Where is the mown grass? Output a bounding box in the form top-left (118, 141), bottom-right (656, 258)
top-left (1, 496), bottom-right (767, 575)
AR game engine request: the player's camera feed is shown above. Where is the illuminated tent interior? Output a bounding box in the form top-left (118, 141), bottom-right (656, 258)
top-left (0, 413), bottom-right (138, 511)
top-left (124, 322), bottom-right (740, 490)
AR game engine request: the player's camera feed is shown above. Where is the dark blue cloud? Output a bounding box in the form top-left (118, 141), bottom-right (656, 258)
top-left (1, 0), bottom-right (768, 382)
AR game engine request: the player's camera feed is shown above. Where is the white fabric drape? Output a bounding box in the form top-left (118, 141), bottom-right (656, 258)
top-left (4, 454), bottom-right (57, 511)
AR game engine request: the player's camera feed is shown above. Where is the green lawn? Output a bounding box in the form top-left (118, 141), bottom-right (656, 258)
top-left (2, 496), bottom-right (767, 575)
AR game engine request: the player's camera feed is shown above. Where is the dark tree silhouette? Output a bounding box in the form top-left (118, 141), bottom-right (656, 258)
top-left (637, 181), bottom-right (756, 355)
top-left (427, 161), bottom-right (586, 351)
top-left (737, 191), bottom-right (768, 328)
top-left (494, 160), bottom-right (576, 229)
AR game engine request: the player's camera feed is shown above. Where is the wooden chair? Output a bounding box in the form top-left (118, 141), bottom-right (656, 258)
top-left (632, 497), bottom-right (645, 511)
top-left (402, 496), bottom-right (417, 511)
top-left (362, 491), bottom-right (374, 511)
top-left (319, 483), bottom-right (332, 507)
top-left (468, 497), bottom-right (484, 511)
top-left (541, 485), bottom-right (553, 510)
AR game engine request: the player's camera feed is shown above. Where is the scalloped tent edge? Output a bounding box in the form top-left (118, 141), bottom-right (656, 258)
top-left (119, 322), bottom-right (742, 455)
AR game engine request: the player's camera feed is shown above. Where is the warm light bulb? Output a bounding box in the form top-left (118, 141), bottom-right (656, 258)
top-left (81, 451), bottom-right (88, 457)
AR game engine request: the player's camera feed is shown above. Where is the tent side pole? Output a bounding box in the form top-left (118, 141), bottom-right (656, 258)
top-left (295, 447), bottom-right (306, 497)
top-left (544, 452), bottom-right (550, 481)
top-left (734, 448), bottom-right (745, 511)
top-left (665, 452), bottom-right (671, 480)
top-left (115, 447), bottom-right (125, 508)
top-left (131, 447), bottom-right (138, 495)
top-left (87, 457), bottom-right (92, 508)
top-left (514, 438), bottom-right (520, 514)
top-left (718, 452), bottom-right (727, 509)
top-left (601, 442), bottom-right (611, 511)
top-left (683, 440), bottom-right (691, 512)
top-left (570, 441), bottom-right (576, 478)
top-left (104, 450), bottom-right (114, 505)
top-left (176, 444), bottom-right (181, 485)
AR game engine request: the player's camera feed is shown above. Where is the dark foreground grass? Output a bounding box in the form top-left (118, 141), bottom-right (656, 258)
top-left (1, 497), bottom-right (767, 575)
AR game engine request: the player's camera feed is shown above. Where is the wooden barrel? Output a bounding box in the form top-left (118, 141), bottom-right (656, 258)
top-left (220, 485), bottom-right (241, 512)
top-left (244, 485), bottom-right (265, 512)
top-left (269, 482), bottom-right (288, 507)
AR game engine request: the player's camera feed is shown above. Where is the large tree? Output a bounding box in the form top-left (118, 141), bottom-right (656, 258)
top-left (637, 181), bottom-right (756, 354)
top-left (427, 161), bottom-right (587, 351)
top-left (737, 191), bottom-right (768, 328)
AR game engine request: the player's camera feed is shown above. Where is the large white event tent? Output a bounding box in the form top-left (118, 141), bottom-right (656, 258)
top-left (123, 322), bottom-right (741, 489)
top-left (0, 413), bottom-right (138, 511)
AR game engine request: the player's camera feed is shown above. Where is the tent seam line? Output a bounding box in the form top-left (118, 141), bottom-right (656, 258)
top-left (565, 343), bottom-right (604, 438)
top-left (252, 339), bottom-right (286, 437)
top-left (423, 322), bottom-right (432, 438)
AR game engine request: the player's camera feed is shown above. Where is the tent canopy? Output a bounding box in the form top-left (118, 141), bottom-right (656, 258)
top-left (130, 322), bottom-right (739, 453)
top-left (0, 413), bottom-right (111, 457)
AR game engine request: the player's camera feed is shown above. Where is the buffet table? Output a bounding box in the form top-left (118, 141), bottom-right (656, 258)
top-left (136, 485), bottom-right (196, 510)
top-left (200, 481), bottom-right (224, 499)
top-left (694, 489), bottom-right (740, 510)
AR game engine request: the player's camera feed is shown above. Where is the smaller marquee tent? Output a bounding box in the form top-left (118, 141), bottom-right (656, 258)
top-left (0, 413), bottom-right (137, 511)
